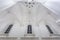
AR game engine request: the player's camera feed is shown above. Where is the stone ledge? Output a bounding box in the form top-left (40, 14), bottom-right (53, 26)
top-left (24, 34), bottom-right (35, 37)
top-left (21, 36), bottom-right (39, 40)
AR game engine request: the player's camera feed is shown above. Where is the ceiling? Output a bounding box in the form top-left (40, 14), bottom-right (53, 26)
top-left (0, 0), bottom-right (60, 19)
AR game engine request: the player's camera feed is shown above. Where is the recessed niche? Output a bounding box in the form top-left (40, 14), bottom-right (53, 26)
top-left (25, 2), bottom-right (27, 4)
top-left (29, 2), bottom-right (31, 4)
top-left (31, 5), bottom-right (33, 7)
top-left (29, 6), bottom-right (30, 8)
top-left (26, 5), bottom-right (28, 7)
top-left (25, 2), bottom-right (34, 8)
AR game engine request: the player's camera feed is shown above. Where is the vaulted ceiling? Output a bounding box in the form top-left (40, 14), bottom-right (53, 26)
top-left (0, 0), bottom-right (60, 19)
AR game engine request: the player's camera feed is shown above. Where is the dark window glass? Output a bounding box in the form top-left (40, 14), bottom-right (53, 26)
top-left (4, 24), bottom-right (13, 34)
top-left (27, 25), bottom-right (32, 34)
top-left (46, 25), bottom-right (53, 34)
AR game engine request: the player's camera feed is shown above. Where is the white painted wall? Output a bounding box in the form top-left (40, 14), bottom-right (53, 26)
top-left (0, 1), bottom-right (60, 37)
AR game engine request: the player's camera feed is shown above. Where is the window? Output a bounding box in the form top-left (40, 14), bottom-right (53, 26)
top-left (27, 25), bottom-right (32, 34)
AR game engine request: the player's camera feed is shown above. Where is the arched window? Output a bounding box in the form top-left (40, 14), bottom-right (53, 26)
top-left (27, 25), bottom-right (32, 34)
